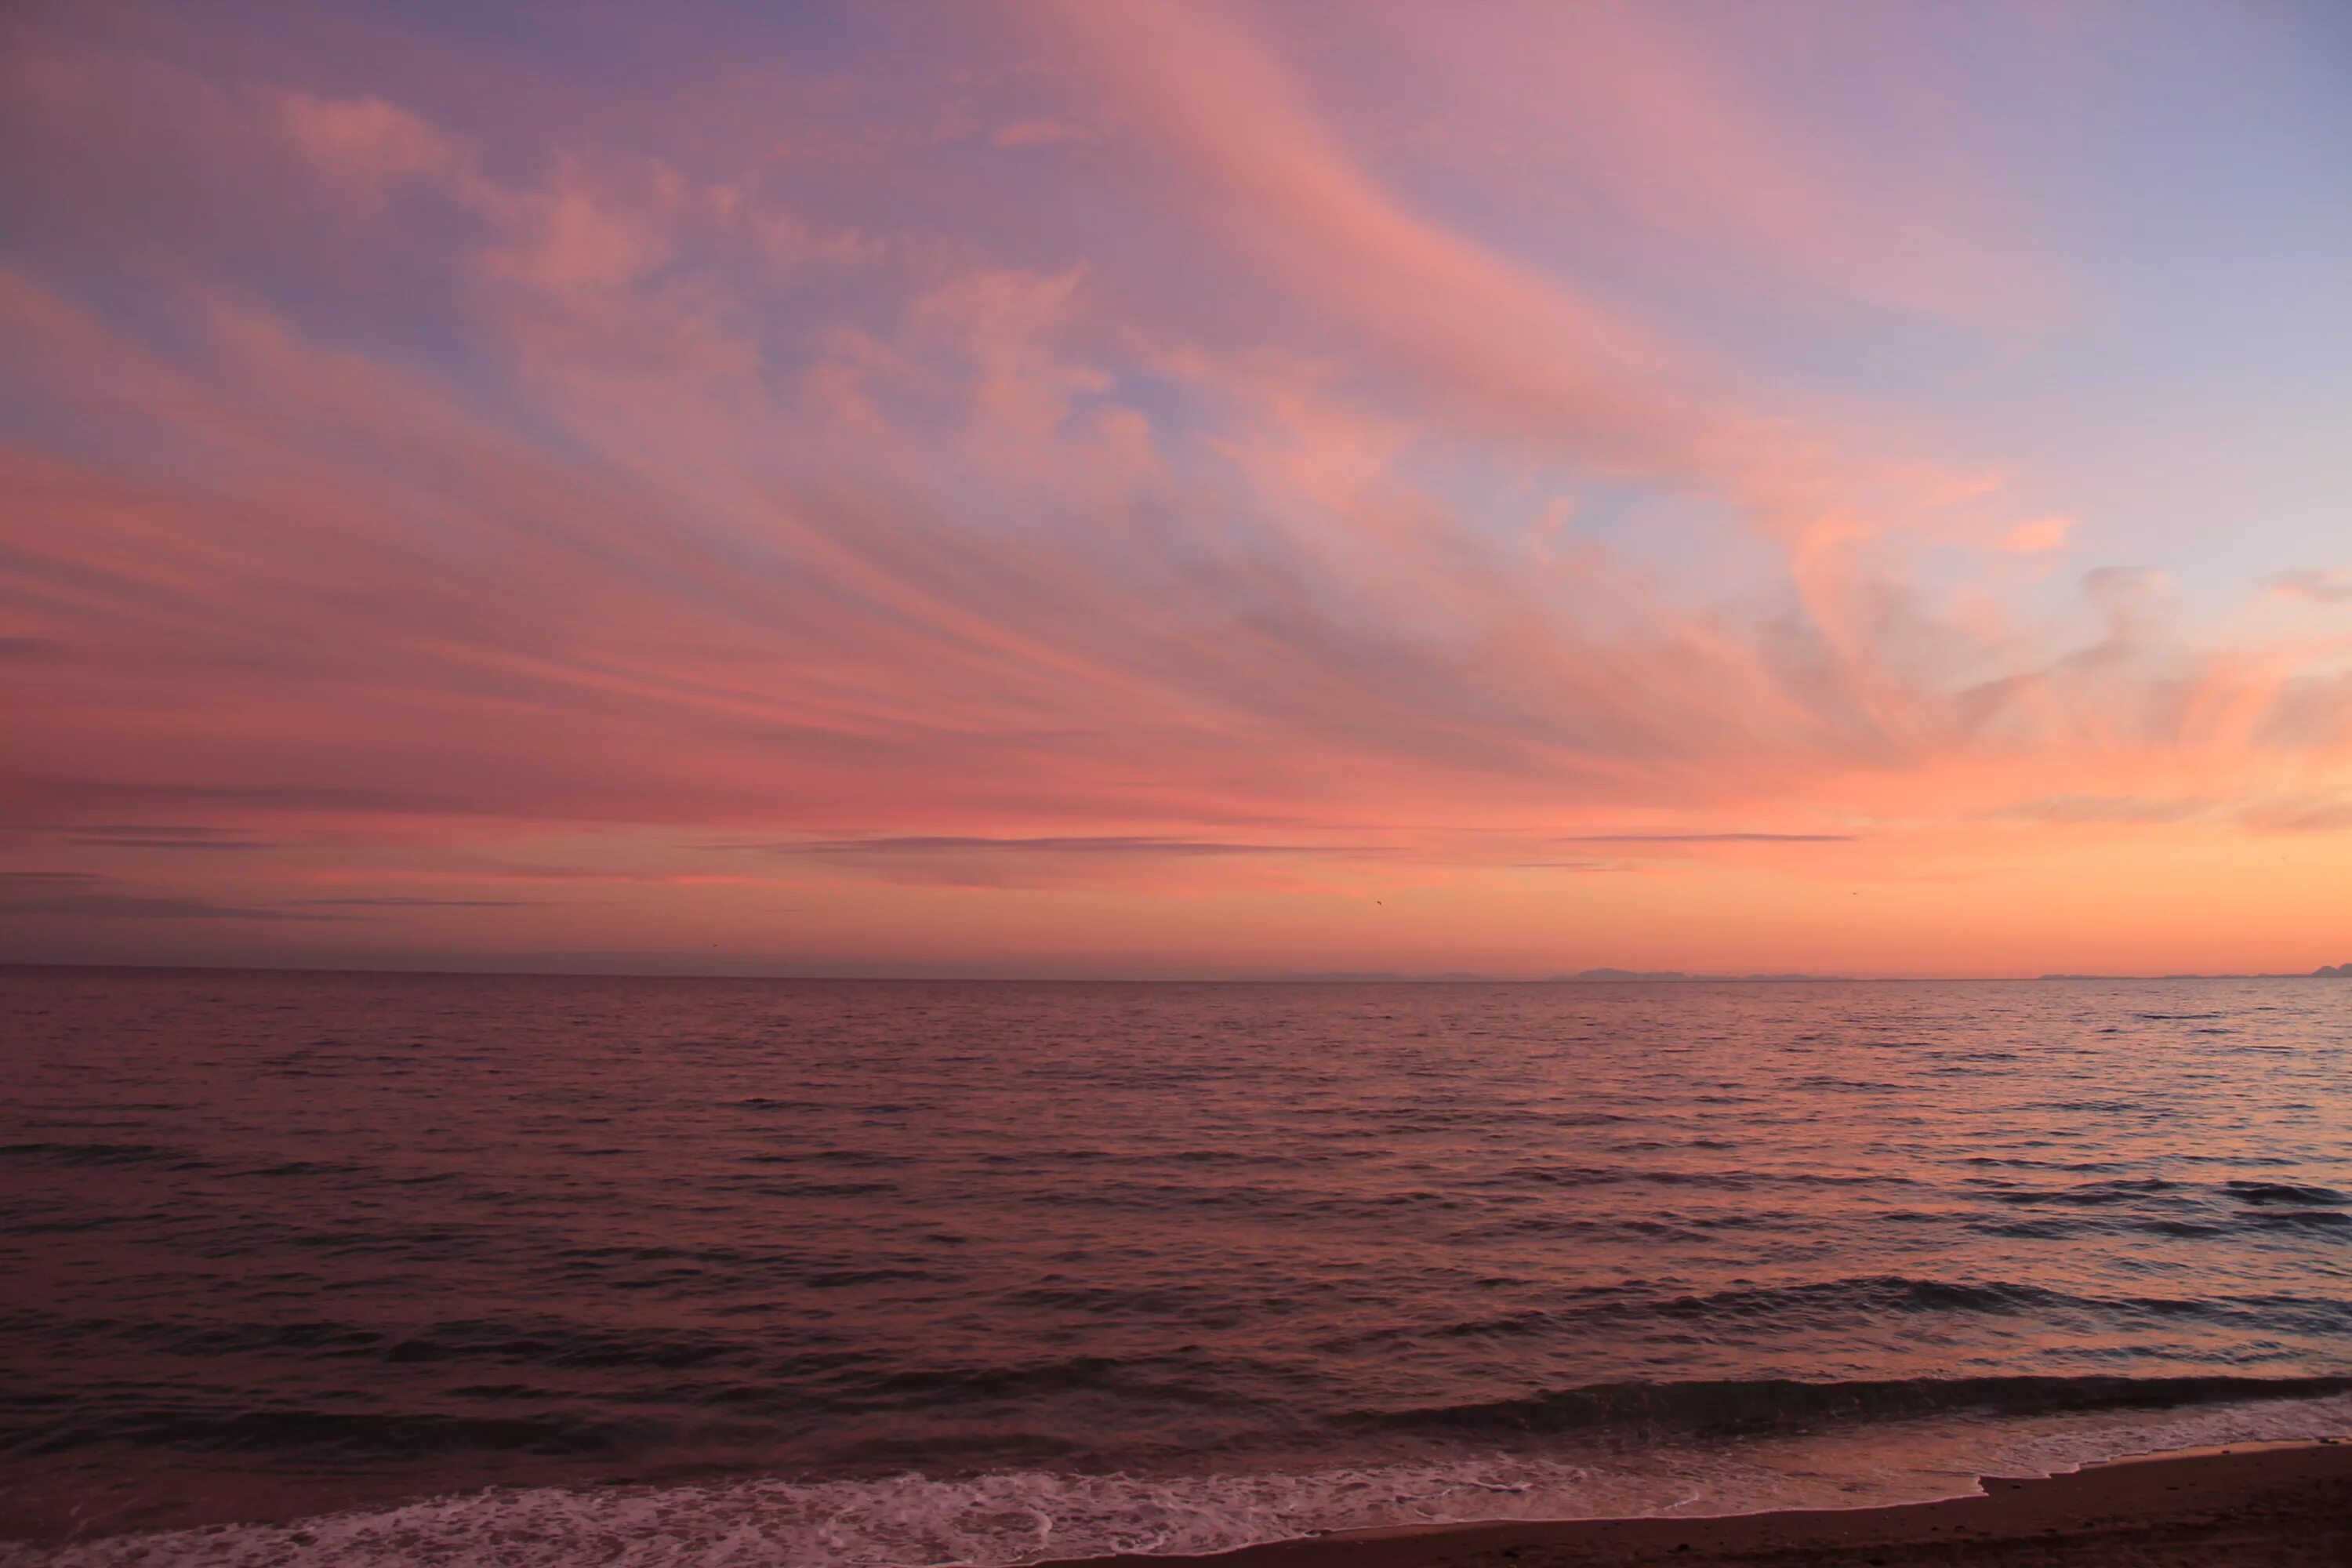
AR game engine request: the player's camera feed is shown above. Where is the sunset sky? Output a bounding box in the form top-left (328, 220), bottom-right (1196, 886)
top-left (4, 0), bottom-right (2350, 978)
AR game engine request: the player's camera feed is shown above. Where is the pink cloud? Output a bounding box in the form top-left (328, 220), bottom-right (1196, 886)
top-left (0, 5), bottom-right (2347, 971)
top-left (2000, 515), bottom-right (2074, 554)
top-left (1340, 0), bottom-right (2049, 323)
top-left (268, 88), bottom-right (457, 180)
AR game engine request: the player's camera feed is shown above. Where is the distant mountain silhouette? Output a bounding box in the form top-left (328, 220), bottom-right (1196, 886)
top-left (2044, 966), bottom-right (2352, 980)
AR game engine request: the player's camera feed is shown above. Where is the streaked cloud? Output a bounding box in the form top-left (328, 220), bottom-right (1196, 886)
top-left (1995, 797), bottom-right (2214, 826)
top-left (1563, 833), bottom-right (1860, 845)
top-left (1, 1), bottom-right (2347, 975)
top-left (287, 896), bottom-right (536, 908)
top-left (2278, 569), bottom-right (2352, 606)
top-left (0, 894), bottom-right (353, 921)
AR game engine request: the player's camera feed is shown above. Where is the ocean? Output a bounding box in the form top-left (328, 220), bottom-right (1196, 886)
top-left (4, 966), bottom-right (2349, 1566)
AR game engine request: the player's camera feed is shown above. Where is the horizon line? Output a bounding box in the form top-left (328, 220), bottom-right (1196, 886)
top-left (5, 959), bottom-right (2349, 986)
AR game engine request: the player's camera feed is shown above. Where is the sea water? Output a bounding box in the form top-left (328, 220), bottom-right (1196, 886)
top-left (5, 967), bottom-right (2348, 1564)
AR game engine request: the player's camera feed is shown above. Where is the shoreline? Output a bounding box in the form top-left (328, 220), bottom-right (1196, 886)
top-left (1051, 1439), bottom-right (2352, 1568)
top-left (3, 1437), bottom-right (2347, 1565)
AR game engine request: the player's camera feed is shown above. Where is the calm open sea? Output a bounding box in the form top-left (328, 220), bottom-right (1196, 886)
top-left (4, 966), bottom-right (2350, 1566)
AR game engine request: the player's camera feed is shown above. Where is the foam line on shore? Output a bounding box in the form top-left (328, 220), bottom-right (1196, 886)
top-left (1047, 1439), bottom-right (2352, 1568)
top-left (6, 1393), bottom-right (2348, 1568)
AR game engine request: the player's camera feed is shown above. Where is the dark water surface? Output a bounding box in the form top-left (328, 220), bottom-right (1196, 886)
top-left (5, 967), bottom-right (2350, 1564)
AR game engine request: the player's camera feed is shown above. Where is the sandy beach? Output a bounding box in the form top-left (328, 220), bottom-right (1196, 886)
top-left (1059, 1441), bottom-right (2352, 1568)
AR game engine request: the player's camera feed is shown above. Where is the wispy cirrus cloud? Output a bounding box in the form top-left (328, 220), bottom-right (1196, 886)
top-left (287, 896), bottom-right (535, 908)
top-left (0, 894), bottom-right (354, 921)
top-left (0, 1), bottom-right (2347, 972)
top-left (2278, 569), bottom-right (2352, 606)
top-left (1562, 833), bottom-right (1859, 845)
top-left (750, 835), bottom-right (1385, 859)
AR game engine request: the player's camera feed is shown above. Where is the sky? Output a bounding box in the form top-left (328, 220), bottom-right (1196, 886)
top-left (3, 0), bottom-right (2350, 979)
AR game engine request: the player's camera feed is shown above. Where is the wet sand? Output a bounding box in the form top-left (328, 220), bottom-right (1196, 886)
top-left (1060, 1439), bottom-right (2352, 1567)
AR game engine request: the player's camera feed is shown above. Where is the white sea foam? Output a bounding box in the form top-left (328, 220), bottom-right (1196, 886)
top-left (1962, 1388), bottom-right (2352, 1482)
top-left (9, 1393), bottom-right (2348, 1568)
